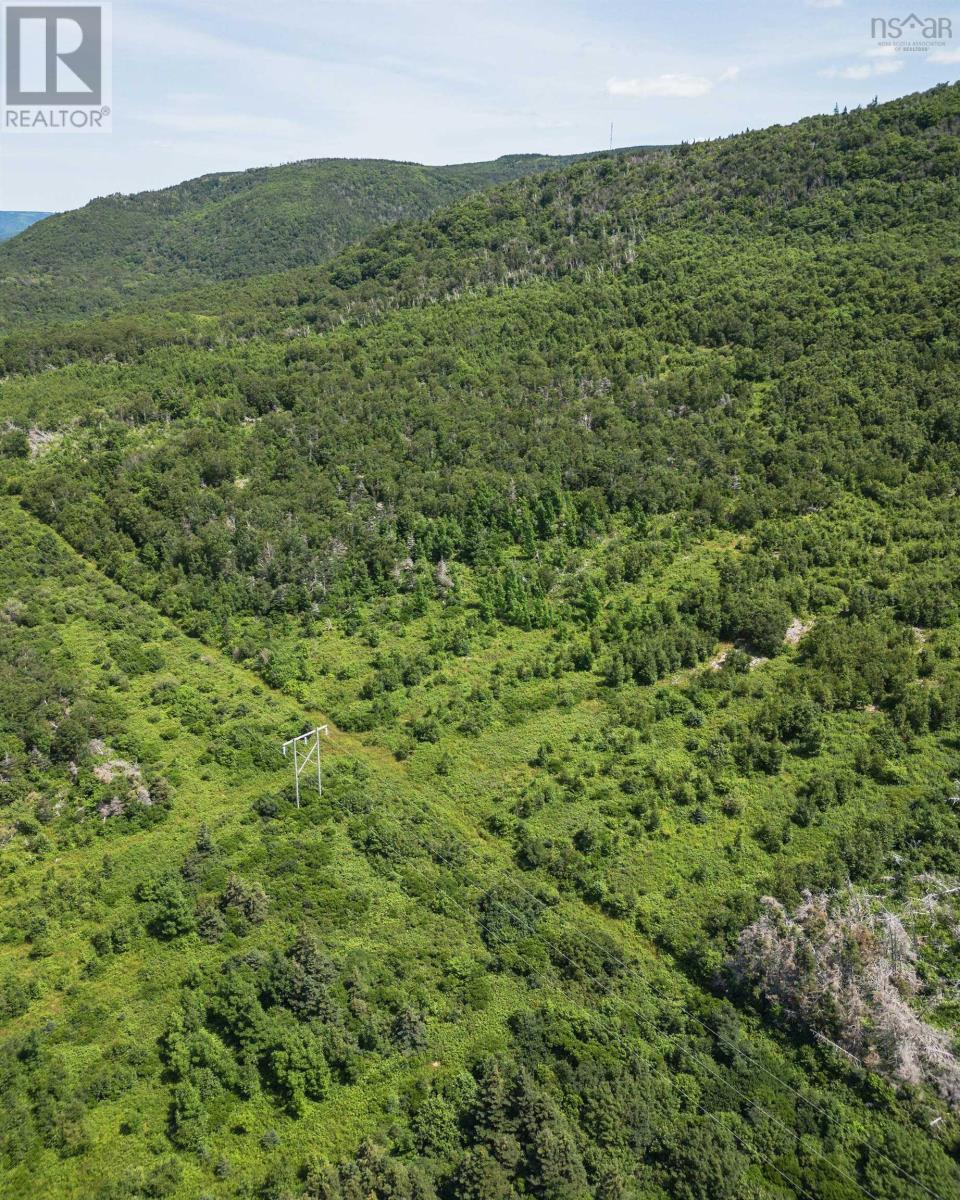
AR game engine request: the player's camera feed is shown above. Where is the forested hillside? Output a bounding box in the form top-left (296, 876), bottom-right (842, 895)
top-left (0, 152), bottom-right (620, 328)
top-left (1, 84), bottom-right (960, 1200)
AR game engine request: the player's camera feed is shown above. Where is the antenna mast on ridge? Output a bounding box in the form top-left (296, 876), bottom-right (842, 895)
top-left (609, 122), bottom-right (614, 151)
top-left (281, 726), bottom-right (329, 807)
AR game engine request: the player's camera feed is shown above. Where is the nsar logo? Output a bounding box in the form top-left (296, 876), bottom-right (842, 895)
top-left (871, 13), bottom-right (952, 40)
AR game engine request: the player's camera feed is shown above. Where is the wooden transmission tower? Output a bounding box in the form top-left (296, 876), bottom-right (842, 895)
top-left (281, 725), bottom-right (329, 808)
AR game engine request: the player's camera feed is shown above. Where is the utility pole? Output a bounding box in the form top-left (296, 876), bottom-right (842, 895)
top-left (609, 122), bottom-right (614, 151)
top-left (281, 726), bottom-right (329, 808)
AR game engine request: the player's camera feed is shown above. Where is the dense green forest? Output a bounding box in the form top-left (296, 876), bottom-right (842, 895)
top-left (1, 83), bottom-right (960, 1199)
top-left (0, 152), bottom-right (637, 328)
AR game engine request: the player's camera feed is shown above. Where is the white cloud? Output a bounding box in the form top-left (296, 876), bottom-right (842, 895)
top-left (807, 0), bottom-right (843, 8)
top-left (930, 48), bottom-right (960, 63)
top-left (608, 74), bottom-right (712, 98)
top-left (607, 66), bottom-right (740, 99)
top-left (820, 58), bottom-right (904, 79)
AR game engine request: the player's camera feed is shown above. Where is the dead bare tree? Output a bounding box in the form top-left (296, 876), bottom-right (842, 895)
top-left (732, 889), bottom-right (960, 1110)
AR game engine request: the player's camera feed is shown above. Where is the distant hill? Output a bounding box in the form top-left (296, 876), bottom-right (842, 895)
top-left (1, 85), bottom-right (960, 1200)
top-left (0, 211), bottom-right (50, 242)
top-left (0, 152), bottom-right (660, 327)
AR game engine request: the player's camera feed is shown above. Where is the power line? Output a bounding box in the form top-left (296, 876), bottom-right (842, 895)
top-left (387, 792), bottom-right (949, 1200)
top-left (299, 733), bottom-right (949, 1200)
top-left (418, 837), bottom-right (884, 1200)
top-left (281, 725), bottom-right (328, 807)
top-left (438, 831), bottom-right (950, 1200)
top-left (413, 840), bottom-right (834, 1200)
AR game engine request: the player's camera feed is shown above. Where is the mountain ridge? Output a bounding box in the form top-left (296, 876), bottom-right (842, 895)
top-left (0, 148), bottom-right (664, 329)
top-left (1, 84), bottom-right (960, 1200)
top-left (2, 83), bottom-right (956, 375)
top-left (0, 212), bottom-right (50, 242)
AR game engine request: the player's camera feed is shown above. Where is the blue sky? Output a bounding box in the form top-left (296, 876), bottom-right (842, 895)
top-left (2, 0), bottom-right (958, 211)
